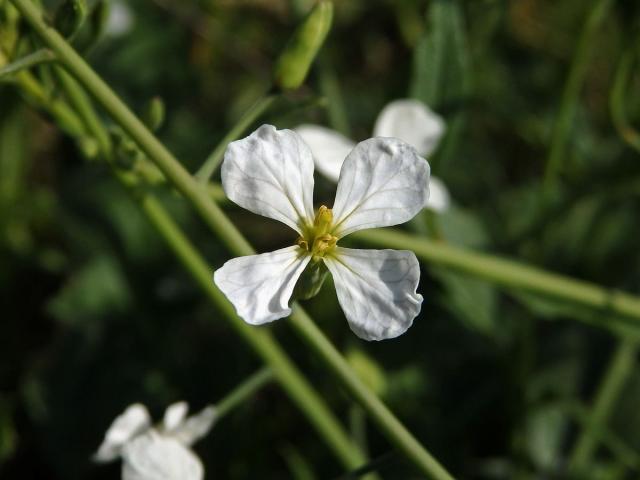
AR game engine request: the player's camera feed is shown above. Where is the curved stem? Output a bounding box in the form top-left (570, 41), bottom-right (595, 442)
top-left (9, 2), bottom-right (454, 477)
top-left (544, 0), bottom-right (614, 186)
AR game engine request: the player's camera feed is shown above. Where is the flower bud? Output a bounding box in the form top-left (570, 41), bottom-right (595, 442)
top-left (54, 0), bottom-right (88, 39)
top-left (273, 1), bottom-right (333, 90)
top-left (142, 96), bottom-right (165, 132)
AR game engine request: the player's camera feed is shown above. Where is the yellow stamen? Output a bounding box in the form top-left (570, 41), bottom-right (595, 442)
top-left (296, 205), bottom-right (338, 261)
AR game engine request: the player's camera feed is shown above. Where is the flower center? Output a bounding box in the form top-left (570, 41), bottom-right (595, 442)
top-left (296, 205), bottom-right (338, 262)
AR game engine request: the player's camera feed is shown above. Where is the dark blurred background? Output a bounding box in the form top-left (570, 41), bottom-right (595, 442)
top-left (2, 0), bottom-right (640, 478)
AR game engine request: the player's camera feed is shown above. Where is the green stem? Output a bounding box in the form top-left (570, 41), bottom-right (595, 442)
top-left (15, 70), bottom-right (85, 135)
top-left (566, 402), bottom-right (640, 469)
top-left (610, 47), bottom-right (640, 153)
top-left (53, 66), bottom-right (112, 156)
top-left (0, 48), bottom-right (55, 79)
top-left (568, 339), bottom-right (638, 472)
top-left (544, 0), bottom-right (614, 186)
top-left (215, 367), bottom-right (274, 420)
top-left (289, 308), bottom-right (453, 480)
top-left (195, 93), bottom-right (276, 182)
top-left (353, 228), bottom-right (640, 328)
top-left (11, 2), bottom-right (454, 477)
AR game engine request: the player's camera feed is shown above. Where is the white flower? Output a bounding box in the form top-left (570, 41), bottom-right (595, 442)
top-left (296, 98), bottom-right (451, 213)
top-left (94, 402), bottom-right (216, 480)
top-left (105, 0), bottom-right (134, 37)
top-left (213, 124), bottom-right (428, 341)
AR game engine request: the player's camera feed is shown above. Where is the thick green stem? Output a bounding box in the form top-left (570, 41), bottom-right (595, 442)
top-left (215, 367), bottom-right (274, 420)
top-left (544, 0), bottom-right (614, 186)
top-left (568, 339), bottom-right (638, 472)
top-left (195, 93), bottom-right (276, 182)
top-left (11, 2), bottom-right (454, 477)
top-left (353, 228), bottom-right (640, 329)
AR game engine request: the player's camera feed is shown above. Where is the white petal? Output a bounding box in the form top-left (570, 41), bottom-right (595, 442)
top-left (213, 246), bottom-right (311, 325)
top-left (172, 406), bottom-right (217, 446)
top-left (222, 125), bottom-right (315, 234)
top-left (324, 248), bottom-right (423, 341)
top-left (294, 124), bottom-right (356, 182)
top-left (331, 137), bottom-right (430, 237)
top-left (94, 404), bottom-right (151, 463)
top-left (425, 176), bottom-right (451, 213)
top-left (122, 431), bottom-right (203, 480)
top-left (163, 402), bottom-right (188, 432)
top-left (373, 99), bottom-right (445, 157)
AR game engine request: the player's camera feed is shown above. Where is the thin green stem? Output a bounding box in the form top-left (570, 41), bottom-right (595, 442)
top-left (195, 93), bottom-right (276, 182)
top-left (610, 47), bottom-right (640, 153)
top-left (544, 0), bottom-right (614, 186)
top-left (0, 48), bottom-right (55, 79)
top-left (289, 308), bottom-right (454, 480)
top-left (568, 339), bottom-right (638, 472)
top-left (566, 402), bottom-right (640, 469)
top-left (53, 66), bottom-right (112, 156)
top-left (215, 367), bottom-right (274, 420)
top-left (11, 2), bottom-right (454, 477)
top-left (15, 70), bottom-right (86, 135)
top-left (353, 228), bottom-right (640, 329)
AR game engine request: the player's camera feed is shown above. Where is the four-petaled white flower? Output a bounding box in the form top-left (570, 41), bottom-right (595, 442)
top-left (94, 402), bottom-right (216, 480)
top-left (213, 124), bottom-right (429, 341)
top-left (296, 98), bottom-right (451, 213)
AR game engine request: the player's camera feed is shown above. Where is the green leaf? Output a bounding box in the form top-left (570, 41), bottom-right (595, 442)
top-left (410, 0), bottom-right (471, 172)
top-left (410, 0), bottom-right (470, 107)
top-left (47, 255), bottom-right (132, 324)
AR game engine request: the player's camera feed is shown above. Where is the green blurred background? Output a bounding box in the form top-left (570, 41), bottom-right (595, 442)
top-left (2, 0), bottom-right (640, 478)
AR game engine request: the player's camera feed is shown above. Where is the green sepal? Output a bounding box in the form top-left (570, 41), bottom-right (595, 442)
top-left (293, 259), bottom-right (329, 301)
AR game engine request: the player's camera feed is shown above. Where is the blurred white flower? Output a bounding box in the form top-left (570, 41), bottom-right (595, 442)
top-left (95, 402), bottom-right (216, 480)
top-left (105, 0), bottom-right (134, 37)
top-left (296, 99), bottom-right (451, 213)
top-left (214, 125), bottom-right (428, 341)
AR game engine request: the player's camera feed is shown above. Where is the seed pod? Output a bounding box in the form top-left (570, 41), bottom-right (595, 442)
top-left (273, 1), bottom-right (333, 90)
top-left (54, 0), bottom-right (88, 39)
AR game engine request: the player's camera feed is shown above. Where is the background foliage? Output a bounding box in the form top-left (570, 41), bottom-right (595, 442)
top-left (2, 0), bottom-right (640, 478)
